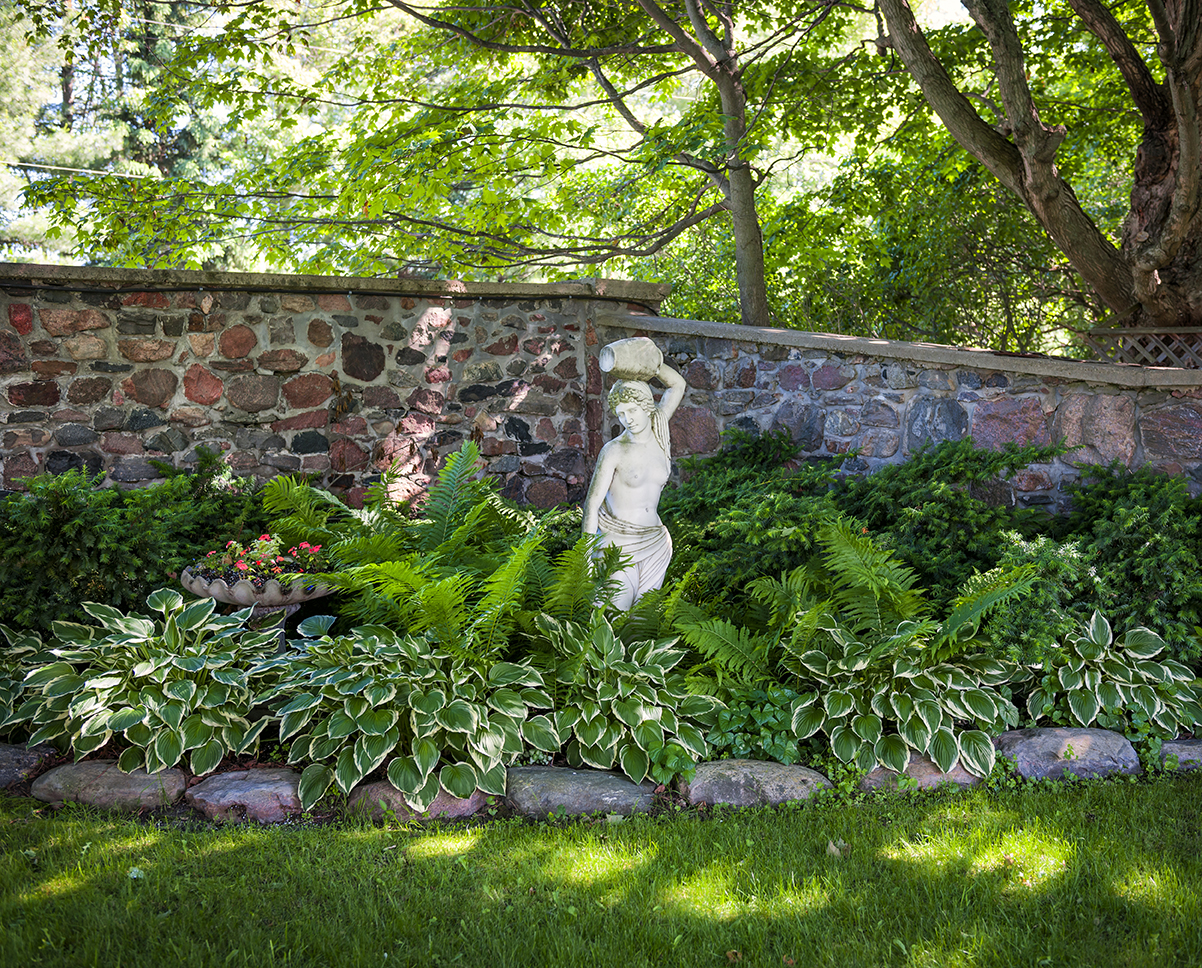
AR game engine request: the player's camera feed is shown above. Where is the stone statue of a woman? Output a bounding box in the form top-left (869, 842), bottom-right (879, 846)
top-left (582, 338), bottom-right (686, 610)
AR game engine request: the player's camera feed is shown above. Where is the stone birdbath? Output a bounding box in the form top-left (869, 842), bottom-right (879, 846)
top-left (179, 567), bottom-right (333, 644)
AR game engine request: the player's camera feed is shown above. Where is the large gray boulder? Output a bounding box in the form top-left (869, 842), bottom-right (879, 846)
top-left (1161, 738), bottom-right (1202, 771)
top-left (0, 743), bottom-right (55, 788)
top-left (347, 780), bottom-right (487, 822)
top-left (505, 766), bottom-right (656, 818)
top-left (680, 759), bottom-right (831, 807)
top-left (994, 727), bottom-right (1139, 781)
top-left (185, 768), bottom-right (302, 823)
top-left (860, 753), bottom-right (982, 792)
top-left (31, 760), bottom-right (186, 811)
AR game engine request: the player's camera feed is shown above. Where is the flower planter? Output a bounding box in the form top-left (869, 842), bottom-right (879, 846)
top-left (179, 566), bottom-right (332, 608)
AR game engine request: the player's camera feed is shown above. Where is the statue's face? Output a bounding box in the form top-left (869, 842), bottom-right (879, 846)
top-left (614, 401), bottom-right (651, 434)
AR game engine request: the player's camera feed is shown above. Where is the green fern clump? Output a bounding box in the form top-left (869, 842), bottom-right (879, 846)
top-left (268, 442), bottom-right (623, 660)
top-left (673, 519), bottom-right (1036, 775)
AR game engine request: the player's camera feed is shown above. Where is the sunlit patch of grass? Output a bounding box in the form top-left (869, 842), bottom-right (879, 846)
top-left (402, 827), bottom-right (481, 859)
top-left (884, 821), bottom-right (1073, 893)
top-left (2, 776), bottom-right (1202, 968)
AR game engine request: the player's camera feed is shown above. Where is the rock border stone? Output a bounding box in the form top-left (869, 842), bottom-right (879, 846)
top-left (7, 725), bottom-right (1195, 823)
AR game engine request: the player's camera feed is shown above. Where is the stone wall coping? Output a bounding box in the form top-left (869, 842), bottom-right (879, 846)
top-left (0, 263), bottom-right (671, 310)
top-left (599, 313), bottom-right (1202, 389)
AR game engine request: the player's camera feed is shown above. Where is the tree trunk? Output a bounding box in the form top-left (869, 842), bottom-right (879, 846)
top-left (712, 64), bottom-right (770, 329)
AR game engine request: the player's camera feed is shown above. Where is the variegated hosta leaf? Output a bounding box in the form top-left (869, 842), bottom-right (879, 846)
top-left (674, 722), bottom-right (708, 759)
top-left (299, 763), bottom-right (335, 811)
top-left (404, 774), bottom-right (442, 813)
top-left (388, 756), bottom-right (425, 795)
top-left (335, 747), bottom-right (366, 795)
top-left (439, 762), bottom-right (479, 800)
top-left (900, 715), bottom-right (932, 752)
top-left (521, 715), bottom-right (561, 753)
top-left (791, 700), bottom-right (825, 740)
top-left (619, 742), bottom-right (650, 785)
top-left (829, 724), bottom-right (860, 764)
top-left (632, 720), bottom-right (664, 752)
top-left (477, 762), bottom-right (507, 797)
top-left (855, 742), bottom-right (878, 773)
top-left (1086, 611), bottom-right (1112, 648)
top-left (957, 730), bottom-right (995, 778)
top-left (851, 713), bottom-right (882, 744)
top-left (874, 734), bottom-right (910, 774)
top-left (191, 739), bottom-right (224, 776)
top-left (1120, 628), bottom-right (1166, 660)
top-left (1066, 689), bottom-right (1099, 726)
top-left (927, 727), bottom-right (959, 774)
top-left (413, 737), bottom-right (441, 778)
top-left (825, 691), bottom-right (855, 719)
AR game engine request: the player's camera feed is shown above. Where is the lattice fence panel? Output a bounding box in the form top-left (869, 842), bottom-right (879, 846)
top-left (1084, 328), bottom-right (1202, 368)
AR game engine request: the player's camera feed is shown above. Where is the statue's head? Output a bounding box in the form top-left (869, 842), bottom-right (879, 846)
top-left (607, 379), bottom-right (656, 415)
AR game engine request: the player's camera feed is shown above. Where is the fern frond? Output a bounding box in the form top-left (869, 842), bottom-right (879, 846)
top-left (327, 533), bottom-right (408, 568)
top-left (466, 526), bottom-right (547, 662)
top-left (677, 617), bottom-right (771, 683)
top-left (541, 534), bottom-right (603, 623)
top-left (818, 519), bottom-right (928, 633)
top-left (929, 564), bottom-right (1038, 662)
top-left (615, 586), bottom-right (670, 643)
top-left (409, 572), bottom-right (477, 646)
top-left (421, 442), bottom-right (489, 551)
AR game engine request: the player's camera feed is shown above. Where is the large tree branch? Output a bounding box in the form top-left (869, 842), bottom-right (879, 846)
top-left (878, 0), bottom-right (1137, 315)
top-left (876, 0), bottom-right (1024, 195)
top-left (962, 0), bottom-right (1064, 190)
top-left (635, 0), bottom-right (719, 76)
top-left (1066, 0), bottom-right (1171, 126)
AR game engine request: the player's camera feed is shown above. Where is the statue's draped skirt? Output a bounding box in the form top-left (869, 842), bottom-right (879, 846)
top-left (597, 506), bottom-right (673, 599)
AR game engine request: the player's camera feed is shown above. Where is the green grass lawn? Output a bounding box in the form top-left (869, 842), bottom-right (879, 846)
top-left (3, 775), bottom-right (1201, 968)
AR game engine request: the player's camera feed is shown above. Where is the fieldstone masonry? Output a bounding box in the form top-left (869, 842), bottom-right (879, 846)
top-left (4, 264), bottom-right (1202, 508)
top-left (0, 265), bottom-right (667, 505)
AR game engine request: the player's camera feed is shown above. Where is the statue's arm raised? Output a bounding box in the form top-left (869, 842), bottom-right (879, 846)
top-left (582, 443), bottom-right (618, 535)
top-left (655, 361), bottom-right (686, 422)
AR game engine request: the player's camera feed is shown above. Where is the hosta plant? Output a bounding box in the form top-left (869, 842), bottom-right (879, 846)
top-left (677, 520), bottom-right (1035, 777)
top-left (1026, 611), bottom-right (1202, 740)
top-left (0, 624), bottom-right (56, 738)
top-left (782, 625), bottom-right (1021, 778)
top-left (533, 615), bottom-right (721, 785)
top-left (16, 589), bottom-right (279, 774)
top-left (258, 617), bottom-right (553, 811)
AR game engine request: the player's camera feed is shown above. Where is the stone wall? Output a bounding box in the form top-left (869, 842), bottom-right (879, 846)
top-left (4, 263), bottom-right (1202, 510)
top-left (596, 314), bottom-right (1202, 509)
top-left (0, 264), bottom-right (667, 505)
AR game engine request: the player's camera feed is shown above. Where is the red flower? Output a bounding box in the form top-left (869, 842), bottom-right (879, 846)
top-left (235, 561), bottom-right (249, 571)
top-left (260, 534), bottom-right (271, 541)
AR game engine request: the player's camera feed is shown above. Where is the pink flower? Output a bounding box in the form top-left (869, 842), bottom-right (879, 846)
top-left (260, 534), bottom-right (271, 541)
top-left (300, 542), bottom-right (311, 549)
top-left (235, 561), bottom-right (248, 571)
top-left (226, 540), bottom-right (237, 548)
top-left (310, 545), bottom-right (321, 553)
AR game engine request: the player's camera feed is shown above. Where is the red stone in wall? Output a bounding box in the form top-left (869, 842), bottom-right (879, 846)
top-left (183, 364), bottom-right (224, 405)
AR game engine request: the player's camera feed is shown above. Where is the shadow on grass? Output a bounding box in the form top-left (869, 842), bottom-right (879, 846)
top-left (2, 775), bottom-right (1200, 968)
